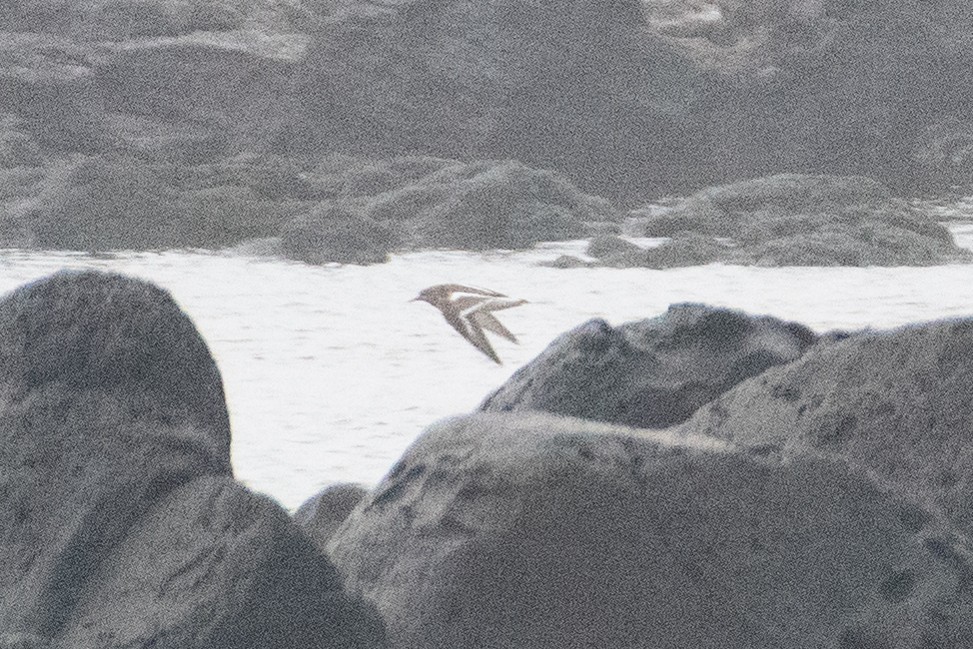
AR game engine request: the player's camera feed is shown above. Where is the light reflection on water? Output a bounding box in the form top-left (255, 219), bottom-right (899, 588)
top-left (2, 227), bottom-right (973, 510)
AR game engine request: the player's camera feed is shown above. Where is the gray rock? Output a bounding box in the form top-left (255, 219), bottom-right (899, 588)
top-left (0, 270), bottom-right (386, 648)
top-left (481, 303), bottom-right (817, 428)
top-left (627, 173), bottom-right (968, 267)
top-left (679, 315), bottom-right (973, 537)
top-left (291, 1), bottom-right (701, 202)
top-left (281, 203), bottom-right (394, 265)
top-left (328, 411), bottom-right (973, 649)
top-left (295, 483), bottom-right (370, 552)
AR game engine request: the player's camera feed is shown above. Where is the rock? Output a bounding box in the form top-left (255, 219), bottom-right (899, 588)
top-left (25, 153), bottom-right (184, 250)
top-left (480, 303), bottom-right (817, 428)
top-left (1, 0), bottom-right (311, 39)
top-left (295, 483), bottom-right (369, 552)
top-left (628, 174), bottom-right (969, 267)
top-left (291, 1), bottom-right (702, 202)
top-left (0, 270), bottom-right (387, 648)
top-left (679, 315), bottom-right (973, 536)
top-left (21, 153), bottom-right (301, 251)
top-left (0, 33), bottom-right (113, 154)
top-left (328, 411), bottom-right (973, 649)
top-left (369, 159), bottom-right (617, 250)
top-left (299, 156), bottom-right (616, 252)
top-left (537, 254), bottom-right (590, 269)
top-left (281, 203), bottom-right (394, 265)
top-left (585, 234), bottom-right (647, 266)
top-left (94, 33), bottom-right (307, 149)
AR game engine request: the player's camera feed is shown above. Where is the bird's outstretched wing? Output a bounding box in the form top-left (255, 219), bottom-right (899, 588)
top-left (415, 284), bottom-right (527, 364)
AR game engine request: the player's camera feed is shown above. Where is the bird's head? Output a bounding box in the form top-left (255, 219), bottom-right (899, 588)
top-left (411, 286), bottom-right (439, 305)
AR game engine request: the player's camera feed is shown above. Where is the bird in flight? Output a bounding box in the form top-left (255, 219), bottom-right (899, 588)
top-left (412, 284), bottom-right (527, 364)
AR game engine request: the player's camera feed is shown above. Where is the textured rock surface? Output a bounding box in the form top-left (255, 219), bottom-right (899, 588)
top-left (680, 316), bottom-right (973, 536)
top-left (328, 412), bottom-right (973, 649)
top-left (0, 270), bottom-right (386, 648)
top-left (480, 303), bottom-right (818, 428)
top-left (281, 202), bottom-right (394, 265)
top-left (303, 157), bottom-right (618, 251)
top-left (296, 483), bottom-right (370, 552)
top-left (292, 0), bottom-right (973, 200)
top-left (618, 174), bottom-right (969, 267)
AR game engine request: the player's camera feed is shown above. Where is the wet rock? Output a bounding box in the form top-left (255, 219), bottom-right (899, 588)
top-left (94, 33), bottom-right (307, 149)
top-left (481, 303), bottom-right (817, 428)
top-left (627, 174), bottom-right (968, 267)
top-left (585, 234), bottom-right (647, 267)
top-left (295, 483), bottom-right (370, 552)
top-left (1, 0), bottom-right (310, 39)
top-left (328, 411), bottom-right (973, 649)
top-left (281, 203), bottom-right (394, 265)
top-left (21, 153), bottom-right (299, 250)
top-left (301, 156), bottom-right (616, 252)
top-left (292, 1), bottom-right (702, 202)
top-left (680, 315), bottom-right (973, 536)
top-left (0, 270), bottom-right (387, 648)
top-left (0, 33), bottom-right (113, 154)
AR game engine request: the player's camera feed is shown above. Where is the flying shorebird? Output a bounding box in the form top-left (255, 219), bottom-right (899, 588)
top-left (412, 284), bottom-right (527, 364)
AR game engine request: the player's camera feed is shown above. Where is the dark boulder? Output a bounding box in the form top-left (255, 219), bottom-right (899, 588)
top-left (281, 203), bottom-right (394, 265)
top-left (680, 315), bottom-right (973, 537)
top-left (328, 411), bottom-right (973, 649)
top-left (0, 271), bottom-right (386, 648)
top-left (295, 483), bottom-right (370, 553)
top-left (480, 303), bottom-right (817, 428)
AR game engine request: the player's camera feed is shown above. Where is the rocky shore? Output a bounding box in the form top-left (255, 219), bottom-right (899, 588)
top-left (4, 269), bottom-right (973, 647)
top-left (4, 0), bottom-right (973, 265)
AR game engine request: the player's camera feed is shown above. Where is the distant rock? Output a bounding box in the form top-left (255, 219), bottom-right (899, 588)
top-left (0, 271), bottom-right (387, 648)
top-left (328, 411), bottom-right (973, 649)
top-left (615, 174), bottom-right (970, 267)
top-left (19, 153), bottom-right (301, 250)
top-left (291, 0), bottom-right (703, 201)
top-left (305, 156), bottom-right (619, 251)
top-left (295, 483), bottom-right (369, 552)
top-left (0, 33), bottom-right (113, 154)
top-left (680, 314), bottom-right (973, 537)
top-left (94, 33), bottom-right (307, 153)
top-left (480, 304), bottom-right (817, 428)
top-left (281, 202), bottom-right (394, 265)
top-left (0, 0), bottom-right (311, 39)
top-left (288, 0), bottom-right (973, 200)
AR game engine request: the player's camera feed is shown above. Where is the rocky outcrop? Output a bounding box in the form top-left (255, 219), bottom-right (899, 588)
top-left (281, 203), bottom-right (394, 265)
top-left (680, 315), bottom-right (973, 537)
top-left (480, 303), bottom-right (818, 428)
top-left (295, 483), bottom-right (369, 552)
top-left (0, 271), bottom-right (386, 648)
top-left (18, 153), bottom-right (303, 250)
top-left (611, 174), bottom-right (970, 267)
top-left (305, 157), bottom-right (619, 251)
top-left (291, 0), bottom-right (973, 201)
top-left (328, 411), bottom-right (973, 649)
top-left (292, 0), bottom-right (703, 201)
top-left (0, 0), bottom-right (310, 39)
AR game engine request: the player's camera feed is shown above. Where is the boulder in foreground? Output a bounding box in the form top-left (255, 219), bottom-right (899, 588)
top-left (0, 271), bottom-right (385, 648)
top-left (328, 412), bottom-right (973, 649)
top-left (681, 314), bottom-right (973, 537)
